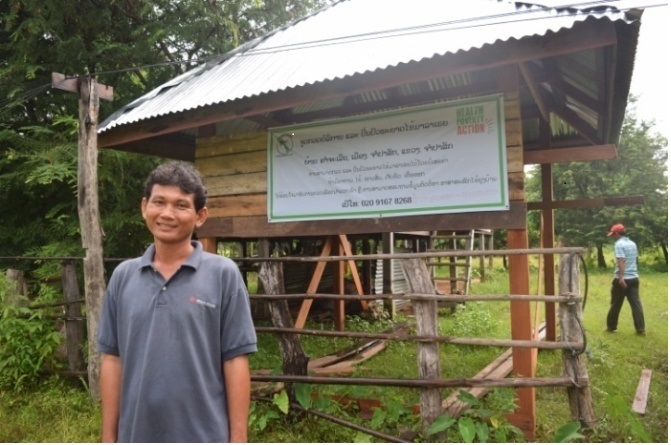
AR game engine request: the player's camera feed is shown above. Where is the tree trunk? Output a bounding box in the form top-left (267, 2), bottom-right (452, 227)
top-left (596, 244), bottom-right (607, 269)
top-left (257, 262), bottom-right (309, 403)
top-left (660, 242), bottom-right (668, 265)
top-left (5, 269), bottom-right (28, 305)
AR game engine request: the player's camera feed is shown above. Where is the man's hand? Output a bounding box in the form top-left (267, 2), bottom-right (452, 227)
top-left (617, 258), bottom-right (627, 289)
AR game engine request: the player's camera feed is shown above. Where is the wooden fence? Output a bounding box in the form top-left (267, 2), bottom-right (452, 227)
top-left (2, 248), bottom-right (595, 441)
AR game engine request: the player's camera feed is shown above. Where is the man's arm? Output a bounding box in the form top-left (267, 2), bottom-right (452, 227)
top-left (100, 354), bottom-right (122, 443)
top-left (223, 355), bottom-right (251, 442)
top-left (617, 257), bottom-right (627, 288)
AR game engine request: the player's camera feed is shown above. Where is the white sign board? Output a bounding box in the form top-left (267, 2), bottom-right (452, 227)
top-left (268, 95), bottom-right (508, 222)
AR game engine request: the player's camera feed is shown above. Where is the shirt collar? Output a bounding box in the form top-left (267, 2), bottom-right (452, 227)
top-left (139, 240), bottom-right (203, 270)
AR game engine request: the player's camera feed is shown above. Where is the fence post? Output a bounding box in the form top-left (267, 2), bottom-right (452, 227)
top-left (558, 254), bottom-right (597, 429)
top-left (61, 261), bottom-right (85, 372)
top-left (5, 269), bottom-right (28, 305)
top-left (258, 261), bottom-right (310, 402)
top-left (400, 258), bottom-right (442, 436)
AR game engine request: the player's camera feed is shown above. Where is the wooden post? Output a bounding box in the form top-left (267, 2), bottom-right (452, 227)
top-left (333, 240), bottom-right (346, 331)
top-left (77, 76), bottom-right (106, 400)
top-left (400, 258), bottom-right (442, 436)
top-left (558, 253), bottom-right (597, 429)
top-left (449, 234), bottom-right (457, 293)
top-left (479, 232), bottom-right (486, 282)
top-left (488, 233), bottom-right (494, 270)
top-left (61, 261), bottom-right (85, 372)
top-left (501, 63), bottom-right (536, 437)
top-left (53, 73), bottom-right (112, 400)
top-left (541, 163), bottom-right (557, 341)
top-left (382, 232), bottom-right (396, 318)
top-left (200, 237), bottom-right (218, 254)
top-left (258, 262), bottom-right (310, 402)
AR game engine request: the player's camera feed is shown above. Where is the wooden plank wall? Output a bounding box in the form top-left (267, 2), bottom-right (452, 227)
top-left (195, 131), bottom-right (268, 220)
top-left (195, 93), bottom-right (527, 239)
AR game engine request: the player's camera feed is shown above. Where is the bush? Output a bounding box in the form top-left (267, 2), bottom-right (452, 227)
top-left (0, 273), bottom-right (62, 390)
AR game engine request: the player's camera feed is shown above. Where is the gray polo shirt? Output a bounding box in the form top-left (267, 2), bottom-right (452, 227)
top-left (97, 241), bottom-right (257, 442)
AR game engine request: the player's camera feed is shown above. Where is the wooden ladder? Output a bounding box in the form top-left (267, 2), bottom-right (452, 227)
top-left (428, 229), bottom-right (476, 295)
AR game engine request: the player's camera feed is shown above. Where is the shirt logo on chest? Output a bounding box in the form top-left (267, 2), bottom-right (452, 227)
top-left (189, 297), bottom-right (216, 309)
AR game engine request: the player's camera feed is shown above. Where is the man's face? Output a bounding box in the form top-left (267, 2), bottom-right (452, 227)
top-left (141, 184), bottom-right (208, 245)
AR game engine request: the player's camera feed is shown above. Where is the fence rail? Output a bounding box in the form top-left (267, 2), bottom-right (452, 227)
top-left (4, 247), bottom-right (594, 440)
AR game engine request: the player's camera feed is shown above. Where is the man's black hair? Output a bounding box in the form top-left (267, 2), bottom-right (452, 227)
top-left (144, 161), bottom-right (207, 211)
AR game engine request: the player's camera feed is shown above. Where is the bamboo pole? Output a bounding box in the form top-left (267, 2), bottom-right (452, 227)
top-left (255, 326), bottom-right (582, 350)
top-left (251, 292), bottom-right (581, 303)
top-left (251, 374), bottom-right (583, 389)
top-left (227, 247), bottom-right (588, 263)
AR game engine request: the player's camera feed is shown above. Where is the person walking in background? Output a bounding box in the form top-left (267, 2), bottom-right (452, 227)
top-left (605, 223), bottom-right (645, 335)
top-left (98, 161), bottom-right (257, 442)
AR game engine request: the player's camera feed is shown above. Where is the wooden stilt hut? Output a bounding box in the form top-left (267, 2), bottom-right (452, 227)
top-left (98, 0), bottom-right (643, 437)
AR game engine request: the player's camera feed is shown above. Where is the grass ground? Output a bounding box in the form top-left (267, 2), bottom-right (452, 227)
top-left (0, 259), bottom-right (667, 442)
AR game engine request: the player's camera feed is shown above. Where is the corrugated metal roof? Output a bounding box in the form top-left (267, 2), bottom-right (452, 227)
top-left (99, 0), bottom-right (633, 133)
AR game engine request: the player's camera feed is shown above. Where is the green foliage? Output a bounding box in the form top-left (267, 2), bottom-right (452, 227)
top-left (526, 100), bottom-right (668, 263)
top-left (427, 389), bottom-right (523, 442)
top-left (247, 401), bottom-right (281, 433)
top-left (552, 421), bottom-right (585, 443)
top-left (603, 395), bottom-right (652, 443)
top-left (0, 274), bottom-right (62, 390)
top-left (0, 376), bottom-right (100, 442)
top-left (443, 302), bottom-right (495, 337)
top-left (0, 0), bottom-right (334, 276)
top-left (295, 383), bottom-right (313, 409)
top-left (272, 389), bottom-right (290, 414)
top-left (427, 414), bottom-right (456, 435)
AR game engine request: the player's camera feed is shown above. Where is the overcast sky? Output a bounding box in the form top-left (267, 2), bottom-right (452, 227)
top-left (628, 3), bottom-right (668, 139)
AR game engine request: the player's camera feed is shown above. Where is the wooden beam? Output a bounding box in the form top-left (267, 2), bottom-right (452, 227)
top-left (632, 369), bottom-right (652, 415)
top-left (519, 62), bottom-right (549, 123)
top-left (294, 237), bottom-right (334, 329)
top-left (553, 79), bottom-right (604, 114)
top-left (110, 133), bottom-right (196, 161)
top-left (99, 20), bottom-right (617, 149)
top-left (527, 195), bottom-right (644, 211)
top-left (52, 72), bottom-right (114, 102)
top-left (524, 144), bottom-right (616, 164)
top-left (197, 202), bottom-right (527, 238)
top-left (546, 95), bottom-right (602, 145)
top-left (273, 79), bottom-right (500, 124)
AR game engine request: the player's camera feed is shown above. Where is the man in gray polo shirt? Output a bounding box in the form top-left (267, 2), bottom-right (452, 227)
top-left (98, 161), bottom-right (257, 442)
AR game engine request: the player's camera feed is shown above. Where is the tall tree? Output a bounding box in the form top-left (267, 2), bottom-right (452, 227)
top-left (0, 0), bottom-right (332, 267)
top-left (526, 100), bottom-right (668, 267)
